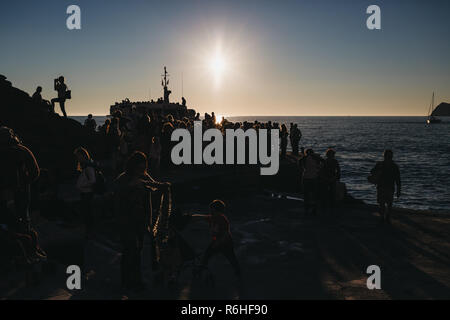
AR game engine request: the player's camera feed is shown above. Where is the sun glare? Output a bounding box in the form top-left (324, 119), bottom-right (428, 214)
top-left (215, 114), bottom-right (225, 124)
top-left (210, 53), bottom-right (226, 78)
top-left (199, 38), bottom-right (242, 88)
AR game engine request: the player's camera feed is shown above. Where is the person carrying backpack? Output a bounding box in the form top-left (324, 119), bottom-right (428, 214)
top-left (74, 147), bottom-right (97, 238)
top-left (370, 149), bottom-right (401, 224)
top-left (50, 76), bottom-right (70, 118)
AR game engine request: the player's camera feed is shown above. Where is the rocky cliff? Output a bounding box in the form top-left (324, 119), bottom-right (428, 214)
top-left (0, 75), bottom-right (98, 179)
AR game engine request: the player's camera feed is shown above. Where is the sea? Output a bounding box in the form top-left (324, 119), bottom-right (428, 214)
top-left (73, 116), bottom-right (450, 212)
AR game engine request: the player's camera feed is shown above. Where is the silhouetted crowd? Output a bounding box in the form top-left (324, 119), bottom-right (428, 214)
top-left (84, 107), bottom-right (307, 178)
top-left (31, 76), bottom-right (71, 118)
top-left (1, 94), bottom-right (401, 294)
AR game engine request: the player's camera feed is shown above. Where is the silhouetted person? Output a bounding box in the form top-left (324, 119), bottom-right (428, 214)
top-left (192, 200), bottom-right (241, 280)
top-left (164, 87), bottom-right (172, 104)
top-left (160, 122), bottom-right (174, 171)
top-left (31, 86), bottom-right (43, 103)
top-left (300, 149), bottom-right (322, 215)
top-left (0, 127), bottom-right (40, 232)
top-left (149, 136), bottom-right (161, 177)
top-left (290, 124), bottom-right (302, 156)
top-left (84, 114), bottom-right (97, 132)
top-left (320, 148), bottom-right (341, 214)
top-left (289, 123), bottom-right (294, 152)
top-left (74, 147), bottom-right (96, 238)
top-left (99, 119), bottom-right (111, 135)
top-left (32, 86), bottom-right (51, 111)
top-left (51, 76), bottom-right (69, 118)
top-left (108, 117), bottom-right (122, 173)
top-left (370, 150), bottom-right (401, 224)
top-left (181, 96), bottom-right (186, 107)
top-left (280, 124), bottom-right (288, 159)
top-left (113, 151), bottom-right (170, 291)
top-left (128, 106), bottom-right (139, 135)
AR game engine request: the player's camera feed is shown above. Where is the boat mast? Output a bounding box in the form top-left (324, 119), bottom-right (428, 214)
top-left (432, 92), bottom-right (435, 114)
top-left (162, 66), bottom-right (169, 88)
top-left (428, 92), bottom-right (435, 117)
top-left (161, 66), bottom-right (171, 104)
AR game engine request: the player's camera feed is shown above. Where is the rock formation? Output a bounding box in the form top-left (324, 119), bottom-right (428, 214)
top-left (0, 74), bottom-right (99, 179)
top-left (431, 102), bottom-right (450, 117)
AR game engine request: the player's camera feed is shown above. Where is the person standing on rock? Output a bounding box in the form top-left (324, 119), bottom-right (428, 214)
top-left (370, 149), bottom-right (401, 224)
top-left (32, 86), bottom-right (51, 112)
top-left (31, 86), bottom-right (43, 104)
top-left (51, 76), bottom-right (69, 118)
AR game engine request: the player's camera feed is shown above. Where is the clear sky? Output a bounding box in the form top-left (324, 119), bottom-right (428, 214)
top-left (1, 0), bottom-right (449, 116)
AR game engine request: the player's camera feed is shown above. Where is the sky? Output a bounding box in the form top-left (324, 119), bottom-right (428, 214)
top-left (1, 0), bottom-right (449, 116)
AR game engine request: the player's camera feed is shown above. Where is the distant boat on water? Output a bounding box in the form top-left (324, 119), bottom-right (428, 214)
top-left (109, 66), bottom-right (195, 119)
top-left (426, 92), bottom-right (442, 124)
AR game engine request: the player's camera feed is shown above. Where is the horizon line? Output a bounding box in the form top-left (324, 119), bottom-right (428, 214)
top-left (68, 114), bottom-right (434, 117)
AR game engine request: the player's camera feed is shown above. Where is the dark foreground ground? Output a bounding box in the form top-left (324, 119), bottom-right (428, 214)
top-left (1, 189), bottom-right (449, 300)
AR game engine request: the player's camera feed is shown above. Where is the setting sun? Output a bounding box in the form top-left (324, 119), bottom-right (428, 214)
top-left (210, 53), bottom-right (226, 78)
top-left (215, 114), bottom-right (225, 124)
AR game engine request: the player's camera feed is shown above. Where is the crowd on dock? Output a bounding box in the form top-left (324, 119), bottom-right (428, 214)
top-left (79, 108), bottom-right (306, 178)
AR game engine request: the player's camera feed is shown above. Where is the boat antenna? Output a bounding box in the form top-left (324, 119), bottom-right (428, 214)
top-left (161, 66), bottom-right (169, 88)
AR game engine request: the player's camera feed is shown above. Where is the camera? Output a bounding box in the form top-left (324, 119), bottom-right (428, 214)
top-left (54, 76), bottom-right (63, 85)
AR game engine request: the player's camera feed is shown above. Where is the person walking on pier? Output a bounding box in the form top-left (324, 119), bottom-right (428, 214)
top-left (370, 149), bottom-right (401, 224)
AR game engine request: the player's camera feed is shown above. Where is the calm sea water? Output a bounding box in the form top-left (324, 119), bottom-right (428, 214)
top-left (73, 116), bottom-right (450, 212)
